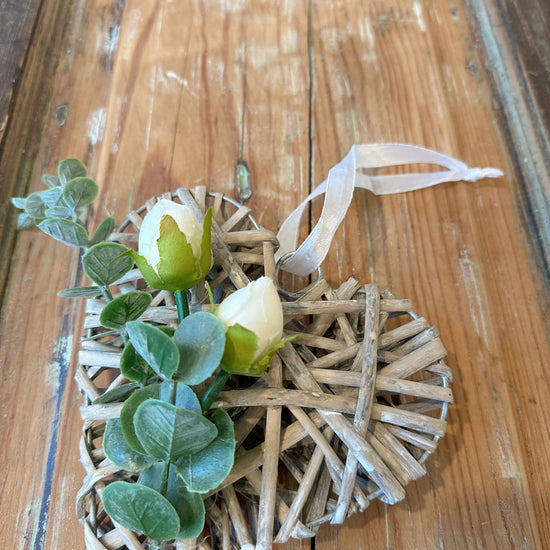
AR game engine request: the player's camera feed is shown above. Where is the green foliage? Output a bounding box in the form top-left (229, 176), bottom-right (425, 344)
top-left (12, 159), bottom-right (115, 250)
top-left (62, 177), bottom-right (99, 210)
top-left (13, 158), bottom-right (249, 541)
top-left (103, 419), bottom-right (156, 472)
top-left (57, 158), bottom-right (87, 185)
top-left (82, 242), bottom-right (134, 286)
top-left (174, 409), bottom-right (235, 493)
top-left (133, 399), bottom-right (217, 461)
top-left (57, 286), bottom-right (104, 298)
top-left (120, 384), bottom-right (161, 454)
top-left (38, 218), bottom-right (90, 247)
top-left (173, 312), bottom-right (226, 385)
top-left (120, 342), bottom-right (155, 384)
top-left (89, 216), bottom-right (115, 246)
top-left (102, 482), bottom-right (181, 541)
top-left (42, 174), bottom-right (59, 188)
top-left (24, 192), bottom-right (47, 219)
top-left (41, 187), bottom-right (64, 207)
top-left (92, 382), bottom-right (140, 405)
top-left (126, 321), bottom-right (179, 380)
top-left (99, 291), bottom-right (152, 329)
top-left (165, 466), bottom-right (205, 539)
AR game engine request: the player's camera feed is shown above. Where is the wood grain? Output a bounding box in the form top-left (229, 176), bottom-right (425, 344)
top-left (0, 0), bottom-right (549, 549)
top-left (0, 0), bottom-right (74, 308)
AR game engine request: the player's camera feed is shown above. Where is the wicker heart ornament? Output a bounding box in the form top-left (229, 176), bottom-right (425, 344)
top-left (76, 187), bottom-right (452, 550)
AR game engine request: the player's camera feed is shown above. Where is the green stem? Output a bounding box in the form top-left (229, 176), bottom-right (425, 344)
top-left (175, 289), bottom-right (189, 323)
top-left (159, 460), bottom-right (170, 502)
top-left (201, 369), bottom-right (230, 412)
top-left (100, 285), bottom-right (113, 302)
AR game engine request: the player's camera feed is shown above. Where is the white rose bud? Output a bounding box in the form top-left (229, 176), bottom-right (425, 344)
top-left (131, 198), bottom-right (213, 292)
top-left (216, 277), bottom-right (284, 374)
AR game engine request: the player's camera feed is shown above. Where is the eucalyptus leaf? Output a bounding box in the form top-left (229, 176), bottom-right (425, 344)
top-left (173, 312), bottom-right (226, 385)
top-left (159, 381), bottom-right (202, 414)
top-left (17, 213), bottom-right (33, 230)
top-left (166, 465), bottom-right (205, 539)
top-left (82, 242), bottom-right (134, 285)
top-left (11, 197), bottom-right (25, 209)
top-left (99, 291), bottom-right (152, 329)
top-left (138, 461), bottom-right (166, 492)
top-left (174, 409), bottom-right (235, 493)
top-left (42, 174), bottom-right (60, 188)
top-left (126, 321), bottom-right (179, 380)
top-left (102, 481), bottom-right (180, 541)
top-left (120, 342), bottom-right (155, 384)
top-left (103, 419), bottom-right (156, 472)
top-left (133, 399), bottom-right (218, 462)
top-left (62, 177), bottom-right (99, 209)
top-left (57, 286), bottom-right (104, 298)
top-left (41, 186), bottom-right (64, 207)
top-left (92, 382), bottom-right (140, 405)
top-left (58, 158), bottom-right (87, 185)
top-left (89, 216), bottom-right (115, 245)
top-left (120, 385), bottom-right (161, 454)
top-left (44, 206), bottom-right (73, 219)
top-left (38, 217), bottom-right (89, 247)
top-left (24, 192), bottom-right (47, 218)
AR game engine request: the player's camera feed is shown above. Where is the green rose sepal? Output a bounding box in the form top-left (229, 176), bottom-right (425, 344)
top-left (125, 207), bottom-right (213, 292)
top-left (221, 324), bottom-right (299, 376)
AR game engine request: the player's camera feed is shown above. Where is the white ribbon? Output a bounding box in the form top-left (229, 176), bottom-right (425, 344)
top-left (275, 143), bottom-right (503, 276)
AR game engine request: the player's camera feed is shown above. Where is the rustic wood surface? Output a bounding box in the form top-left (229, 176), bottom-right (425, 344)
top-left (0, 1), bottom-right (549, 549)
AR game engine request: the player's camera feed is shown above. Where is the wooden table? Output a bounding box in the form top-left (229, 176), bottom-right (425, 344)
top-left (1, 1), bottom-right (549, 548)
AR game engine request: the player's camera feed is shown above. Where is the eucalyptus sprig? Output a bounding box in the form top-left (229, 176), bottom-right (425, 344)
top-left (13, 159), bottom-right (288, 544)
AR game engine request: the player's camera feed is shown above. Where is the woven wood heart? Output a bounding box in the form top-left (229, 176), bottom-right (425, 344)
top-left (76, 187), bottom-right (452, 550)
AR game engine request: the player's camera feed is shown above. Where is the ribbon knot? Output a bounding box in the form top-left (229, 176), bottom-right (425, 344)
top-left (275, 143), bottom-right (503, 277)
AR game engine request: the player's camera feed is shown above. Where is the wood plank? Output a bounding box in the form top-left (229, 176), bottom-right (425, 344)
top-left (467, 0), bottom-right (550, 289)
top-left (0, 0), bottom-right (41, 141)
top-left (308, 1), bottom-right (549, 549)
top-left (0, 0), bottom-right (74, 308)
top-left (0, 0), bottom-right (549, 549)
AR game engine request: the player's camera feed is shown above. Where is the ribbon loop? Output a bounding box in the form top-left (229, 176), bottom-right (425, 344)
top-left (275, 143), bottom-right (503, 277)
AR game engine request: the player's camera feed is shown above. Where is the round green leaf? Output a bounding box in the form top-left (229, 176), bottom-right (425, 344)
top-left (161, 381), bottom-right (202, 414)
top-left (82, 242), bottom-right (134, 285)
top-left (42, 174), bottom-right (60, 188)
top-left (58, 158), bottom-right (87, 185)
top-left (102, 481), bottom-right (180, 540)
top-left (44, 206), bottom-right (73, 219)
top-left (103, 419), bottom-right (156, 472)
top-left (41, 186), bottom-right (64, 207)
top-left (126, 321), bottom-right (179, 380)
top-left (174, 409), bottom-right (235, 493)
top-left (89, 216), bottom-right (115, 245)
top-left (174, 312), bottom-right (226, 385)
top-left (120, 385), bottom-right (161, 454)
top-left (24, 192), bottom-right (47, 218)
top-left (134, 399), bottom-right (218, 462)
top-left (99, 291), bottom-right (152, 329)
top-left (57, 286), bottom-right (103, 298)
top-left (139, 461), bottom-right (166, 492)
top-left (17, 213), bottom-right (33, 229)
top-left (62, 177), bottom-right (98, 209)
top-left (120, 342), bottom-right (155, 384)
top-left (38, 218), bottom-right (89, 247)
top-left (166, 465), bottom-right (205, 539)
top-left (92, 382), bottom-right (140, 405)
top-left (11, 197), bottom-right (26, 209)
